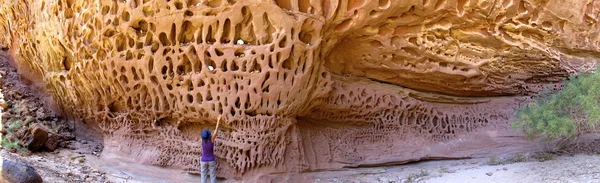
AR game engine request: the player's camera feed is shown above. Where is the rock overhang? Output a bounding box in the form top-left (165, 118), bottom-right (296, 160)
top-left (0, 0), bottom-right (599, 179)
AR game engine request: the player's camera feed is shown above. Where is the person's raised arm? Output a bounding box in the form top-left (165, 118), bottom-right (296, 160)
top-left (212, 115), bottom-right (221, 142)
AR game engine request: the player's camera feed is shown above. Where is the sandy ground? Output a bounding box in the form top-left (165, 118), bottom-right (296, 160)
top-left (2, 146), bottom-right (600, 183)
top-left (0, 140), bottom-right (108, 183)
top-left (0, 146), bottom-right (205, 183)
top-left (427, 154), bottom-right (600, 183)
top-left (310, 153), bottom-right (600, 183)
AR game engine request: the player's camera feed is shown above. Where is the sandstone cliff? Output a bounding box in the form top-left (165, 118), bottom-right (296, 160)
top-left (1, 0), bottom-right (599, 179)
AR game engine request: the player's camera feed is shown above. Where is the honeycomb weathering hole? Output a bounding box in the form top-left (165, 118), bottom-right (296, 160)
top-left (179, 21), bottom-right (195, 44)
top-left (275, 0), bottom-right (292, 10)
top-left (2, 0), bottom-right (599, 180)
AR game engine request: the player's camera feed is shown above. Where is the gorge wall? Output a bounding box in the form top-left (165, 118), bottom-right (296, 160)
top-left (1, 0), bottom-right (600, 179)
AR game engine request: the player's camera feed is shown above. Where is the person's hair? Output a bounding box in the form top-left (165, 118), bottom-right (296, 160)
top-left (201, 129), bottom-right (211, 143)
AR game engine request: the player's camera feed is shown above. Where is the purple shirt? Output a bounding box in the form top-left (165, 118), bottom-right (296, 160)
top-left (201, 140), bottom-right (215, 162)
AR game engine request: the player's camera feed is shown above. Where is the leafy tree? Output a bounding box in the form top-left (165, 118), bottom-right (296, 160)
top-left (512, 69), bottom-right (600, 149)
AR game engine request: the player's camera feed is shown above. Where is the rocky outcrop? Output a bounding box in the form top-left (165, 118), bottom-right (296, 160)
top-left (1, 0), bottom-right (599, 179)
top-left (0, 51), bottom-right (72, 153)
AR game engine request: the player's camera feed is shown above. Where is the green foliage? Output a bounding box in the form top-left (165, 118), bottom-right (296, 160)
top-left (486, 154), bottom-right (526, 166)
top-left (487, 156), bottom-right (501, 166)
top-left (512, 69), bottom-right (600, 146)
top-left (6, 119), bottom-right (22, 132)
top-left (406, 169), bottom-right (430, 183)
top-left (530, 152), bottom-right (554, 162)
top-left (2, 119), bottom-right (26, 151)
top-left (1, 138), bottom-right (25, 151)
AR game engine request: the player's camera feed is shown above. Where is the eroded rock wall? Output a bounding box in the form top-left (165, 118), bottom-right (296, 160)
top-left (1, 0), bottom-right (599, 179)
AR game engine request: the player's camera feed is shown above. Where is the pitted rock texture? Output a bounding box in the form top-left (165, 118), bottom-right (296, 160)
top-left (1, 0), bottom-right (599, 179)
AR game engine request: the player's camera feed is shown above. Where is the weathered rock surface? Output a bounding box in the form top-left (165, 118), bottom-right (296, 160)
top-left (1, 0), bottom-right (599, 180)
top-left (43, 134), bottom-right (60, 152)
top-left (25, 124), bottom-right (48, 152)
top-left (1, 159), bottom-right (43, 183)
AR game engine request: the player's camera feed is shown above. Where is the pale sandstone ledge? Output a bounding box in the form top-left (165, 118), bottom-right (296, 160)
top-left (0, 0), bottom-right (599, 180)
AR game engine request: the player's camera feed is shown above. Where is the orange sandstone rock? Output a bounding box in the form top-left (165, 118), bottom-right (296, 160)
top-left (1, 0), bottom-right (599, 179)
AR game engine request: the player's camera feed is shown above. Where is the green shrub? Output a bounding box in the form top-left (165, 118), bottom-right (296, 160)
top-left (487, 156), bottom-right (501, 165)
top-left (512, 69), bottom-right (600, 148)
top-left (530, 152), bottom-right (554, 162)
top-left (1, 138), bottom-right (25, 151)
top-left (406, 169), bottom-right (429, 183)
top-left (6, 119), bottom-right (22, 132)
top-left (486, 154), bottom-right (525, 166)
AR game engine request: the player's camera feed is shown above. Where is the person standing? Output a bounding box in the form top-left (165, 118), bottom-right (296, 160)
top-left (201, 115), bottom-right (221, 183)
